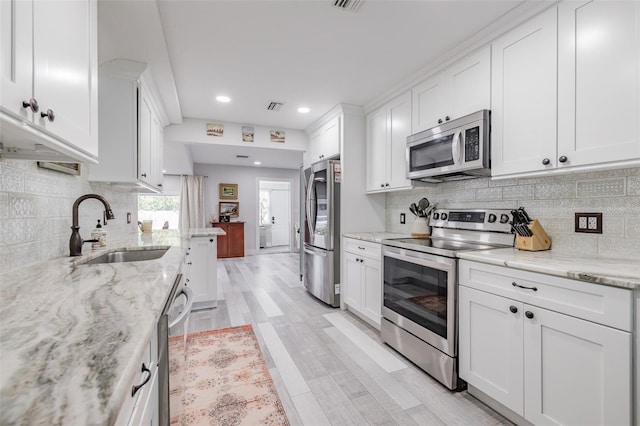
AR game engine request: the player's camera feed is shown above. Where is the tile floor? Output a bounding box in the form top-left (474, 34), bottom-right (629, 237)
top-left (187, 253), bottom-right (512, 426)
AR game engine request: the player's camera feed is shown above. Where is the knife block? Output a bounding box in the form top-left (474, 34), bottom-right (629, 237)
top-left (515, 219), bottom-right (552, 251)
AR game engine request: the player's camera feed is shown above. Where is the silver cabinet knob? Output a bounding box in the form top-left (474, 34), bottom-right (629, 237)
top-left (22, 98), bottom-right (39, 113)
top-left (559, 156), bottom-right (568, 163)
top-left (40, 108), bottom-right (55, 122)
top-left (542, 158), bottom-right (551, 165)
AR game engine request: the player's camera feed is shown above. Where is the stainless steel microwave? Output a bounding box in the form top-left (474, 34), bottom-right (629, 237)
top-left (406, 110), bottom-right (490, 182)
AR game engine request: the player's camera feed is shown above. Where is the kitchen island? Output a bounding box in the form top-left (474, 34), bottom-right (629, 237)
top-left (0, 228), bottom-right (224, 425)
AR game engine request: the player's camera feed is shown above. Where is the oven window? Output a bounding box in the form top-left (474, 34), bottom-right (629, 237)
top-left (383, 256), bottom-right (448, 338)
top-left (409, 134), bottom-right (455, 172)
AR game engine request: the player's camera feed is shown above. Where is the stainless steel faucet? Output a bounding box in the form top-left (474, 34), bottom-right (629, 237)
top-left (69, 194), bottom-right (115, 256)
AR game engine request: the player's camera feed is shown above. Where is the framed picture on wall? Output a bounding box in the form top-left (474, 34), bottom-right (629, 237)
top-left (219, 201), bottom-right (239, 218)
top-left (219, 183), bottom-right (238, 200)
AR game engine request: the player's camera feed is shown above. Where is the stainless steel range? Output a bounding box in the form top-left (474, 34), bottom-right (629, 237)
top-left (381, 208), bottom-right (515, 390)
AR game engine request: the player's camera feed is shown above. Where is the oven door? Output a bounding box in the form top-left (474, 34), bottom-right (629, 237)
top-left (382, 246), bottom-right (457, 356)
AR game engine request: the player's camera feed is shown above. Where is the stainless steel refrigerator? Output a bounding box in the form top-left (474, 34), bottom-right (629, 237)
top-left (303, 159), bottom-right (341, 307)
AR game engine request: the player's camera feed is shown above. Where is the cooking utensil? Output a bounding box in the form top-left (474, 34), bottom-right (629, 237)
top-left (418, 198), bottom-right (430, 212)
top-left (410, 203), bottom-right (419, 216)
top-left (518, 207), bottom-right (532, 223)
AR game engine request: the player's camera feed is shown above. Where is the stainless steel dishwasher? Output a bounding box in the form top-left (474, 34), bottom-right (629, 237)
top-left (157, 273), bottom-right (193, 425)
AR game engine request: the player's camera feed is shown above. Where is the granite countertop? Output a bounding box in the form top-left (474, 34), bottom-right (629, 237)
top-left (0, 229), bottom-right (222, 425)
top-left (189, 227), bottom-right (227, 238)
top-left (457, 248), bottom-right (640, 290)
top-left (342, 232), bottom-right (410, 244)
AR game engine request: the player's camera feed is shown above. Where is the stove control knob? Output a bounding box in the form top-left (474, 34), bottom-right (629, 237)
top-left (432, 212), bottom-right (439, 220)
top-left (500, 214), bottom-right (510, 224)
top-left (488, 214), bottom-right (497, 223)
top-left (440, 213), bottom-right (448, 220)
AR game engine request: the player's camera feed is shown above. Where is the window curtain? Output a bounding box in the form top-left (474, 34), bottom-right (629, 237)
top-left (179, 175), bottom-right (205, 233)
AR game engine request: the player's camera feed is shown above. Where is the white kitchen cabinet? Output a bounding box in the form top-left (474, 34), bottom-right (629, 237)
top-left (557, 0), bottom-right (640, 168)
top-left (89, 60), bottom-right (167, 193)
top-left (0, 0), bottom-right (98, 162)
top-left (186, 236), bottom-right (218, 310)
top-left (343, 238), bottom-right (382, 328)
top-left (305, 115), bottom-right (340, 166)
top-left (366, 91), bottom-right (413, 193)
top-left (412, 46), bottom-right (490, 133)
top-left (459, 260), bottom-right (632, 425)
top-left (492, 1), bottom-right (640, 178)
top-left (491, 6), bottom-right (558, 177)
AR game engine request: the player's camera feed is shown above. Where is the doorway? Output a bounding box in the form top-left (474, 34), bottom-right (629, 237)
top-left (257, 179), bottom-right (292, 255)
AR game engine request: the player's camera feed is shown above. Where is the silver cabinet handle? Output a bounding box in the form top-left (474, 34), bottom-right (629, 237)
top-left (512, 281), bottom-right (537, 291)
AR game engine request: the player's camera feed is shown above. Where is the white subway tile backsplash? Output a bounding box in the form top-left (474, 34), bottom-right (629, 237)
top-left (386, 167), bottom-right (640, 259)
top-left (535, 182), bottom-right (575, 199)
top-left (576, 178), bottom-right (625, 198)
top-left (0, 159), bottom-right (137, 272)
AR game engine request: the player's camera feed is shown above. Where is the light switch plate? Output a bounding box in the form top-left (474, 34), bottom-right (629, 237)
top-left (400, 213), bottom-right (406, 224)
top-left (575, 212), bottom-right (602, 234)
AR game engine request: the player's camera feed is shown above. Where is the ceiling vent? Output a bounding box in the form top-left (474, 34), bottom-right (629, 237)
top-left (266, 101), bottom-right (284, 111)
top-left (236, 155), bottom-right (249, 159)
top-left (332, 0), bottom-right (362, 12)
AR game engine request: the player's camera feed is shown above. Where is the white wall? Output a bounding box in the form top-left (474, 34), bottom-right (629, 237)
top-left (193, 163), bottom-right (300, 255)
top-left (165, 117), bottom-right (308, 151)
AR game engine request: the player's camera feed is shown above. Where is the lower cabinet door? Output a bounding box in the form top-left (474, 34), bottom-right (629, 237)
top-left (458, 286), bottom-right (524, 415)
top-left (523, 305), bottom-right (632, 425)
top-left (344, 251), bottom-right (362, 311)
top-left (189, 237), bottom-right (217, 308)
top-left (362, 257), bottom-right (381, 326)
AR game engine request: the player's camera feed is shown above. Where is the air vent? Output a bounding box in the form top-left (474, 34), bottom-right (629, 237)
top-left (236, 155), bottom-right (249, 159)
top-left (332, 0), bottom-right (362, 11)
top-left (266, 101), bottom-right (284, 111)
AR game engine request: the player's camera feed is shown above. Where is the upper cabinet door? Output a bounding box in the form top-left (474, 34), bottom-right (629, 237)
top-left (412, 73), bottom-right (447, 133)
top-left (491, 7), bottom-right (558, 177)
top-left (387, 91), bottom-right (412, 190)
top-left (449, 45), bottom-right (491, 120)
top-left (557, 0), bottom-right (640, 168)
top-left (32, 0), bottom-right (98, 157)
top-left (366, 107), bottom-right (387, 192)
top-left (138, 90), bottom-right (153, 186)
top-left (321, 115), bottom-right (340, 159)
top-left (0, 0), bottom-right (33, 120)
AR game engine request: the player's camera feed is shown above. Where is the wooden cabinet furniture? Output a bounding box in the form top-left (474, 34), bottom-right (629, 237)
top-left (412, 45), bottom-right (490, 133)
top-left (185, 236), bottom-right (218, 309)
top-left (304, 114), bottom-right (340, 166)
top-left (366, 91), bottom-right (413, 193)
top-left (89, 60), bottom-right (167, 193)
top-left (343, 237), bottom-right (382, 328)
top-left (492, 1), bottom-right (640, 178)
top-left (0, 0), bottom-right (98, 163)
top-left (458, 260), bottom-right (632, 426)
top-left (212, 222), bottom-right (245, 258)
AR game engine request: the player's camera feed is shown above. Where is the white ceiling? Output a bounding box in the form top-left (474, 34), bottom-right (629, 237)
top-left (188, 143), bottom-right (303, 170)
top-left (98, 0), bottom-right (542, 169)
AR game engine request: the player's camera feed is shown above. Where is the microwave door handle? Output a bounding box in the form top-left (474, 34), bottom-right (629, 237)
top-left (451, 130), bottom-right (462, 165)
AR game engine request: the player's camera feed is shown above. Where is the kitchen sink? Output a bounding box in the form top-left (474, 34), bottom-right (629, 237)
top-left (80, 247), bottom-right (170, 265)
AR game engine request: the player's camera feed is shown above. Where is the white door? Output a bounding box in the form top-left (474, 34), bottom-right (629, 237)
top-left (459, 286), bottom-right (524, 416)
top-left (269, 189), bottom-right (290, 247)
top-left (557, 0), bottom-right (640, 168)
top-left (491, 6), bottom-right (558, 177)
top-left (387, 91), bottom-right (412, 190)
top-left (343, 251), bottom-right (362, 311)
top-left (366, 106), bottom-right (387, 192)
top-left (138, 91), bottom-right (153, 185)
top-left (362, 257), bottom-right (382, 326)
top-left (523, 305), bottom-right (632, 425)
top-left (412, 73), bottom-right (447, 133)
top-left (449, 45), bottom-right (491, 120)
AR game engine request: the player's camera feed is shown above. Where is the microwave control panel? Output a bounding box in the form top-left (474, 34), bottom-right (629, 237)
top-left (464, 126), bottom-right (480, 162)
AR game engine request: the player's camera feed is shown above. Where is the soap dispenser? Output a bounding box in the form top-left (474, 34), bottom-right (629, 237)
top-left (91, 220), bottom-right (107, 249)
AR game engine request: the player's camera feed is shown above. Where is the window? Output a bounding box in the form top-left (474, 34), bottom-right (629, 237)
top-left (138, 195), bottom-right (180, 230)
top-left (259, 190), bottom-right (270, 226)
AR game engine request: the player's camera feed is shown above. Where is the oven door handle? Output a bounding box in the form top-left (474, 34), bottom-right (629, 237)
top-left (383, 248), bottom-right (455, 271)
top-left (451, 130), bottom-right (462, 165)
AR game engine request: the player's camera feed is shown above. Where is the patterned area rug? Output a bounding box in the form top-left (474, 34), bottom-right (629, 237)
top-left (170, 325), bottom-right (290, 426)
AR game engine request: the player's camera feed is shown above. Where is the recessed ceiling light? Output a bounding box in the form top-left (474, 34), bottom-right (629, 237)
top-left (162, 169), bottom-right (167, 173)
top-left (216, 95), bottom-right (231, 103)
top-left (298, 107), bottom-right (310, 113)
top-left (254, 161), bottom-right (261, 165)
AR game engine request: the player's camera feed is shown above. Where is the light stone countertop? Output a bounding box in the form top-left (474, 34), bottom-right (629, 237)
top-left (457, 248), bottom-right (640, 290)
top-left (0, 229), bottom-right (223, 425)
top-left (189, 227), bottom-right (227, 238)
top-left (342, 232), bottom-right (410, 244)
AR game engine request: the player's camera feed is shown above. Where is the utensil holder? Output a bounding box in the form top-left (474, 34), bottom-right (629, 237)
top-left (411, 217), bottom-right (430, 238)
top-left (515, 219), bottom-right (551, 251)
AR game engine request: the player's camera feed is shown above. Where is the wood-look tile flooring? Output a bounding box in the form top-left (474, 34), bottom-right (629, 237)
top-left (188, 253), bottom-right (512, 426)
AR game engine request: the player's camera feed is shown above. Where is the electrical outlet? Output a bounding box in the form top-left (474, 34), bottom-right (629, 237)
top-left (400, 213), bottom-right (406, 224)
top-left (127, 212), bottom-right (131, 224)
top-left (575, 213), bottom-right (602, 234)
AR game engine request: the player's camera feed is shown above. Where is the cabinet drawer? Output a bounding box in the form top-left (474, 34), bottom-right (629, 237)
top-left (115, 341), bottom-right (154, 425)
top-left (459, 260), bottom-right (632, 331)
top-left (343, 238), bottom-right (381, 261)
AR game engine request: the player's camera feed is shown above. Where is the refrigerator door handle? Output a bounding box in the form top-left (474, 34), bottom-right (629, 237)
top-left (304, 244), bottom-right (327, 256)
top-left (306, 172), bottom-right (315, 238)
